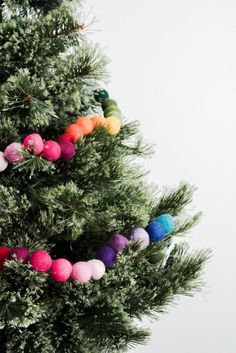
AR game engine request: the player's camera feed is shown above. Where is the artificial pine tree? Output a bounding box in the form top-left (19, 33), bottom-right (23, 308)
top-left (0, 1), bottom-right (210, 352)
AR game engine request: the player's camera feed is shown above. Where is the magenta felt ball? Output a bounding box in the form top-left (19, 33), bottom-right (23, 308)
top-left (58, 141), bottom-right (76, 161)
top-left (4, 142), bottom-right (24, 164)
top-left (23, 133), bottom-right (44, 155)
top-left (41, 141), bottom-right (61, 161)
top-left (108, 234), bottom-right (129, 252)
top-left (50, 259), bottom-right (72, 282)
top-left (30, 250), bottom-right (52, 272)
top-left (9, 247), bottom-right (29, 263)
top-left (96, 245), bottom-right (117, 268)
top-left (129, 228), bottom-right (150, 250)
top-left (71, 262), bottom-right (92, 283)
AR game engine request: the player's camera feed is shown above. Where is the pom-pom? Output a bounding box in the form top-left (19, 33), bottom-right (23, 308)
top-left (9, 247), bottom-right (29, 263)
top-left (50, 258), bottom-right (72, 282)
top-left (96, 245), bottom-right (117, 268)
top-left (94, 89), bottom-right (109, 102)
top-left (104, 107), bottom-right (121, 118)
top-left (65, 124), bottom-right (84, 142)
top-left (102, 99), bottom-right (118, 109)
top-left (146, 221), bottom-right (165, 242)
top-left (75, 117), bottom-right (94, 135)
top-left (148, 251), bottom-right (165, 264)
top-left (30, 250), bottom-right (52, 272)
top-left (0, 152), bottom-right (8, 172)
top-left (58, 141), bottom-right (76, 161)
top-left (58, 133), bottom-right (75, 144)
top-left (129, 228), bottom-right (150, 250)
top-left (108, 234), bottom-right (129, 252)
top-left (87, 259), bottom-right (106, 280)
top-left (0, 247), bottom-right (11, 270)
top-left (23, 133), bottom-right (44, 155)
top-left (105, 117), bottom-right (121, 135)
top-left (156, 214), bottom-right (175, 235)
top-left (71, 261), bottom-right (92, 283)
top-left (91, 116), bottom-right (106, 128)
top-left (4, 142), bottom-right (24, 164)
top-left (42, 141), bottom-right (61, 161)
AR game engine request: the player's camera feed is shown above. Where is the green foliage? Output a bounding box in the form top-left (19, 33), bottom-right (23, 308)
top-left (0, 0), bottom-right (209, 352)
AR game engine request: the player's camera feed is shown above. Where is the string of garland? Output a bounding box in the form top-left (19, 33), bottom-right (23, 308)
top-left (0, 214), bottom-right (175, 283)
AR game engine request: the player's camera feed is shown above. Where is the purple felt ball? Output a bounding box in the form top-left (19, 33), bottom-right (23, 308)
top-left (108, 234), bottom-right (129, 252)
top-left (4, 142), bottom-right (24, 164)
top-left (96, 245), bottom-right (117, 268)
top-left (9, 247), bottom-right (29, 263)
top-left (129, 228), bottom-right (150, 250)
top-left (58, 141), bottom-right (76, 161)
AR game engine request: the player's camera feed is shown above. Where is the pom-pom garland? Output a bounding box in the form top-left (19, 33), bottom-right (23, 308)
top-left (0, 214), bottom-right (175, 282)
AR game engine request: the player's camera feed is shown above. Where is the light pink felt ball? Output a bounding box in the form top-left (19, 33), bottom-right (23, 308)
top-left (41, 140), bottom-right (61, 161)
top-left (58, 141), bottom-right (76, 161)
top-left (71, 261), bottom-right (92, 283)
top-left (23, 133), bottom-right (44, 155)
top-left (4, 142), bottom-right (24, 164)
top-left (87, 259), bottom-right (106, 280)
top-left (0, 151), bottom-right (8, 172)
top-left (30, 250), bottom-right (52, 272)
top-left (50, 258), bottom-right (72, 282)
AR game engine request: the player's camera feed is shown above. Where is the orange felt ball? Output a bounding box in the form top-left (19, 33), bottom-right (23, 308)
top-left (91, 116), bottom-right (106, 129)
top-left (65, 124), bottom-right (84, 142)
top-left (75, 117), bottom-right (94, 135)
top-left (105, 117), bottom-right (121, 135)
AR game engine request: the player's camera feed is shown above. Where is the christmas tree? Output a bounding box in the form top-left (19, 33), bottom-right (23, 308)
top-left (0, 1), bottom-right (210, 352)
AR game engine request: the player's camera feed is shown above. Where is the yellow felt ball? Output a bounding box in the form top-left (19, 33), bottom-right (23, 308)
top-left (105, 117), bottom-right (121, 135)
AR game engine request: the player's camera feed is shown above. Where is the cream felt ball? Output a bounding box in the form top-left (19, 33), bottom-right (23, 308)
top-left (0, 247), bottom-right (11, 270)
top-left (88, 259), bottom-right (106, 280)
top-left (30, 250), bottom-right (52, 272)
top-left (129, 228), bottom-right (150, 250)
top-left (108, 234), bottom-right (129, 252)
top-left (23, 133), bottom-right (44, 155)
top-left (4, 142), bottom-right (24, 164)
top-left (50, 259), bottom-right (72, 282)
top-left (42, 140), bottom-right (61, 161)
top-left (71, 261), bottom-right (92, 283)
top-left (0, 151), bottom-right (8, 172)
top-left (58, 141), bottom-right (76, 161)
top-left (9, 247), bottom-right (29, 263)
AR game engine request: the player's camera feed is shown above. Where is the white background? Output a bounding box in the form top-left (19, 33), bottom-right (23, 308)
top-left (85, 1), bottom-right (236, 352)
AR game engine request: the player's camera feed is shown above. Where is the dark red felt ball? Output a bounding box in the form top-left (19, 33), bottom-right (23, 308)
top-left (58, 141), bottom-right (76, 161)
top-left (0, 247), bottom-right (11, 270)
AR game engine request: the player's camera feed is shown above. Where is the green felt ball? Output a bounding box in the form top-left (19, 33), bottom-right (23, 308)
top-left (148, 251), bottom-right (165, 264)
top-left (104, 105), bottom-right (121, 115)
top-left (105, 111), bottom-right (122, 119)
top-left (104, 108), bottom-right (121, 118)
top-left (94, 89), bottom-right (109, 102)
top-left (102, 99), bottom-right (118, 109)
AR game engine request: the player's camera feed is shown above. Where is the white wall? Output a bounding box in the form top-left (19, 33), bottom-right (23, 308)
top-left (85, 1), bottom-right (236, 352)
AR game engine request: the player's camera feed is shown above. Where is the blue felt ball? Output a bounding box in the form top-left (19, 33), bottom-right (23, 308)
top-left (155, 214), bottom-right (175, 235)
top-left (146, 221), bottom-right (165, 242)
top-left (96, 245), bottom-right (117, 268)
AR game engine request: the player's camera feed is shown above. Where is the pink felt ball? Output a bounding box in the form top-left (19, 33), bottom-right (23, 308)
top-left (50, 258), bottom-right (72, 282)
top-left (4, 142), bottom-right (24, 164)
top-left (9, 247), bottom-right (29, 263)
top-left (71, 262), bottom-right (92, 283)
top-left (23, 133), bottom-right (44, 155)
top-left (41, 140), bottom-right (61, 161)
top-left (0, 151), bottom-right (8, 172)
top-left (58, 141), bottom-right (76, 161)
top-left (30, 250), bottom-right (52, 272)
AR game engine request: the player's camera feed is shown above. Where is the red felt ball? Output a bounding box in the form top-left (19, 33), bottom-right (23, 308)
top-left (9, 247), bottom-right (29, 263)
top-left (65, 124), bottom-right (84, 142)
top-left (23, 133), bottom-right (44, 155)
top-left (58, 133), bottom-right (75, 144)
top-left (75, 117), bottom-right (94, 135)
top-left (41, 141), bottom-right (61, 161)
top-left (50, 258), bottom-right (72, 282)
top-left (30, 250), bottom-right (52, 272)
top-left (0, 247), bottom-right (11, 270)
top-left (58, 141), bottom-right (76, 161)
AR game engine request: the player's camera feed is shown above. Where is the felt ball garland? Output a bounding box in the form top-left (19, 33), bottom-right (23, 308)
top-left (0, 214), bottom-right (175, 282)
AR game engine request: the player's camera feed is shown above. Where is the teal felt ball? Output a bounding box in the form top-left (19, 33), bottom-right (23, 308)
top-left (102, 99), bottom-right (118, 109)
top-left (94, 89), bottom-right (109, 102)
top-left (155, 214), bottom-right (175, 235)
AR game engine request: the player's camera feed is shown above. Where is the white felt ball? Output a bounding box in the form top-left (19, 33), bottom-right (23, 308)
top-left (0, 151), bottom-right (8, 172)
top-left (88, 259), bottom-right (106, 280)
